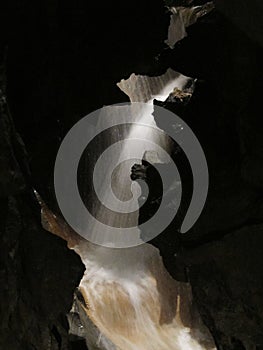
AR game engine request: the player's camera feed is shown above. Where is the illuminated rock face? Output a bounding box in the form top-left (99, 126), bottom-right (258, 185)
top-left (117, 68), bottom-right (194, 103)
top-left (164, 2), bottom-right (215, 48)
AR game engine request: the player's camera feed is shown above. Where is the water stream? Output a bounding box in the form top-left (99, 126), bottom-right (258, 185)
top-left (43, 69), bottom-right (216, 349)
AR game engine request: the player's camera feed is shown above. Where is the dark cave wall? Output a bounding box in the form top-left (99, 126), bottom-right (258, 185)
top-left (0, 0), bottom-right (263, 349)
top-left (0, 81), bottom-right (84, 349)
top-left (183, 225), bottom-right (263, 350)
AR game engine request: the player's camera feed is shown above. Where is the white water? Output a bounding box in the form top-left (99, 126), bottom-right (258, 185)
top-left (87, 102), bottom-right (172, 248)
top-left (72, 240), bottom-right (215, 350)
top-left (40, 199), bottom-right (216, 350)
top-left (42, 71), bottom-right (216, 349)
top-left (69, 102), bottom-right (215, 349)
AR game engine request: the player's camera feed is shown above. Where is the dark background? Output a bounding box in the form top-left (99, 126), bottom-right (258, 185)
top-left (0, 0), bottom-right (263, 349)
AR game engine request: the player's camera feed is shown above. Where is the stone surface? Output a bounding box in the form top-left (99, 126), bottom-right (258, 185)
top-left (181, 225), bottom-right (263, 349)
top-left (0, 64), bottom-right (84, 349)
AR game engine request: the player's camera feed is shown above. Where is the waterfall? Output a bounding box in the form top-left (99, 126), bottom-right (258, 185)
top-left (42, 69), bottom-right (216, 349)
top-left (39, 199), bottom-right (216, 350)
top-left (70, 240), bottom-right (216, 350)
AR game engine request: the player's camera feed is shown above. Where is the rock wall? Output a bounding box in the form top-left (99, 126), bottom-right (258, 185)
top-left (0, 67), bottom-right (84, 349)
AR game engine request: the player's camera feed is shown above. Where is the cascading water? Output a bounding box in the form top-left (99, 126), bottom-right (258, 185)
top-left (71, 240), bottom-right (215, 350)
top-left (40, 205), bottom-right (216, 350)
top-left (41, 69), bottom-right (216, 350)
